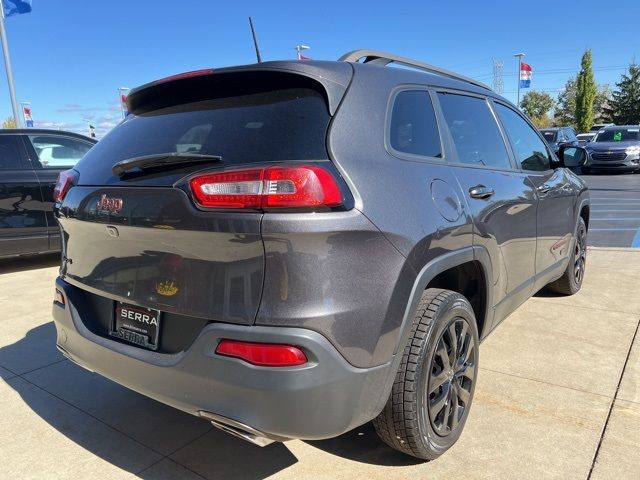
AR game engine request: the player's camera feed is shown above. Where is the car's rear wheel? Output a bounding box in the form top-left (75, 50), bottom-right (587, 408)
top-left (373, 289), bottom-right (479, 460)
top-left (546, 217), bottom-right (587, 295)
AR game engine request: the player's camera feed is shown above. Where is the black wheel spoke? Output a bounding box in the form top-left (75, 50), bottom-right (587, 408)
top-left (447, 323), bottom-right (458, 363)
top-left (459, 362), bottom-right (475, 382)
top-left (429, 370), bottom-right (448, 395)
top-left (430, 387), bottom-right (448, 418)
top-left (436, 342), bottom-right (451, 371)
top-left (456, 381), bottom-right (471, 405)
top-left (461, 341), bottom-right (475, 366)
top-left (450, 389), bottom-right (460, 430)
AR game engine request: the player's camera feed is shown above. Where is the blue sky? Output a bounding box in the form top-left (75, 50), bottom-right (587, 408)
top-left (1, 0), bottom-right (638, 137)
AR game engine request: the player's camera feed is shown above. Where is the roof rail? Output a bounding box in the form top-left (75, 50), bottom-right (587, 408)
top-left (339, 49), bottom-right (491, 91)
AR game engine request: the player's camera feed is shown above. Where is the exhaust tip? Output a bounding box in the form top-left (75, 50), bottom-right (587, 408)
top-left (198, 411), bottom-right (280, 447)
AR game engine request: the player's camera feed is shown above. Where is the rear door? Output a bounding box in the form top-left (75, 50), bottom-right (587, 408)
top-left (434, 92), bottom-right (538, 325)
top-left (492, 102), bottom-right (576, 289)
top-left (0, 134), bottom-right (48, 256)
top-left (23, 133), bottom-right (95, 250)
top-left (57, 70), bottom-right (341, 326)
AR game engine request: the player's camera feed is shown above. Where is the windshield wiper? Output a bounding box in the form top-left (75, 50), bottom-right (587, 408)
top-left (112, 152), bottom-right (222, 176)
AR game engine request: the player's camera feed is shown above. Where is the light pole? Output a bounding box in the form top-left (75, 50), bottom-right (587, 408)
top-left (117, 86), bottom-right (130, 119)
top-left (514, 53), bottom-right (525, 108)
top-left (0, 9), bottom-right (21, 127)
top-left (294, 45), bottom-right (310, 60)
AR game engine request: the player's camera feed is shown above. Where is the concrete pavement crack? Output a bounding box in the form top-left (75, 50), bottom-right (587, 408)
top-left (586, 315), bottom-right (640, 480)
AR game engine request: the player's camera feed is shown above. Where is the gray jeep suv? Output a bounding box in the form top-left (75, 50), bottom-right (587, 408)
top-left (51, 50), bottom-right (590, 460)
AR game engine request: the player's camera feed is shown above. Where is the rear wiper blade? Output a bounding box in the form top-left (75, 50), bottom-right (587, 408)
top-left (112, 152), bottom-right (222, 176)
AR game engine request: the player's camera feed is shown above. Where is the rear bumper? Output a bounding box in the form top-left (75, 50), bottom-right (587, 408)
top-left (52, 278), bottom-right (394, 441)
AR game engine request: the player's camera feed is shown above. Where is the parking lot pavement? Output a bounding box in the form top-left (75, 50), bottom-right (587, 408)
top-left (0, 250), bottom-right (639, 480)
top-left (583, 173), bottom-right (640, 247)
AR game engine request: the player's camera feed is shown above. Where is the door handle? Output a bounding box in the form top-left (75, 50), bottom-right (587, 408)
top-left (537, 184), bottom-right (551, 195)
top-left (469, 185), bottom-right (495, 199)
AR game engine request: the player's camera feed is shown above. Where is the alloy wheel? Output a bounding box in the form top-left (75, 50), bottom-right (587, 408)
top-left (425, 317), bottom-right (475, 437)
top-left (574, 224), bottom-right (587, 284)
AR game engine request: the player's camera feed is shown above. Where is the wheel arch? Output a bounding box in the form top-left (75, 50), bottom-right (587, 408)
top-left (393, 246), bottom-right (493, 357)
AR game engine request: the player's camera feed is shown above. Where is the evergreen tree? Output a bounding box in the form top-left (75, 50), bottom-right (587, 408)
top-left (575, 50), bottom-right (597, 132)
top-left (605, 64), bottom-right (640, 124)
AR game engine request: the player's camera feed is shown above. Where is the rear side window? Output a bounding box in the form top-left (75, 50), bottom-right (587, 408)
top-left (437, 93), bottom-right (511, 169)
top-left (389, 90), bottom-right (441, 157)
top-left (494, 103), bottom-right (552, 172)
top-left (0, 135), bottom-right (24, 169)
top-left (78, 87), bottom-right (330, 169)
top-left (28, 135), bottom-right (93, 168)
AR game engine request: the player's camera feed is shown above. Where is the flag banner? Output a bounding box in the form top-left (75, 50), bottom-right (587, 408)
top-left (299, 55), bottom-right (312, 61)
top-left (88, 124), bottom-right (96, 138)
top-left (120, 93), bottom-right (129, 117)
top-left (519, 62), bottom-right (532, 89)
top-left (22, 104), bottom-right (33, 127)
top-left (2, 0), bottom-right (32, 17)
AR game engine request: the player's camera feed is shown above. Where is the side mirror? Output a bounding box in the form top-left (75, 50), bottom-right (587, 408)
top-left (558, 145), bottom-right (588, 168)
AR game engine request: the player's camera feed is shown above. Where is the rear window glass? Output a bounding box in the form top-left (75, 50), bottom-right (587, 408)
top-left (540, 130), bottom-right (557, 142)
top-left (438, 93), bottom-right (511, 169)
top-left (29, 135), bottom-right (94, 168)
top-left (594, 128), bottom-right (640, 142)
top-left (78, 87), bottom-right (329, 169)
top-left (389, 90), bottom-right (441, 157)
top-left (0, 135), bottom-right (24, 169)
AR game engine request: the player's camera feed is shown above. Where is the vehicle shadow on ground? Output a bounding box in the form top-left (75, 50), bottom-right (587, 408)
top-left (0, 253), bottom-right (59, 275)
top-left (306, 423), bottom-right (423, 467)
top-left (0, 323), bottom-right (297, 479)
top-left (0, 322), bottom-right (413, 478)
top-left (534, 288), bottom-right (567, 298)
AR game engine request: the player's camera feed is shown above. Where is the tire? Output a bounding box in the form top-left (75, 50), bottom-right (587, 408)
top-left (546, 217), bottom-right (587, 295)
top-left (373, 289), bottom-right (479, 460)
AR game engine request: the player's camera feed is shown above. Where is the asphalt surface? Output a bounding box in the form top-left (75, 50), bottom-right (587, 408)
top-left (583, 172), bottom-right (640, 247)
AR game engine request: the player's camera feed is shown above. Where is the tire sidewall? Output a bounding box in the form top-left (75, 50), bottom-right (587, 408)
top-left (415, 295), bottom-right (479, 455)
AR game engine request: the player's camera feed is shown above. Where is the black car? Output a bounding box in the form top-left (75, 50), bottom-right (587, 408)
top-left (0, 129), bottom-right (96, 258)
top-left (51, 50), bottom-right (590, 460)
top-left (585, 125), bottom-right (640, 172)
top-left (540, 127), bottom-right (579, 153)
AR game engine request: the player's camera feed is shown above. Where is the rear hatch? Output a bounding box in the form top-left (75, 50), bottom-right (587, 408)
top-left (56, 63), bottom-right (352, 327)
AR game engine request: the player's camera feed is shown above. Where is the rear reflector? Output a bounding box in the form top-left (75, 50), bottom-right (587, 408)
top-left (215, 340), bottom-right (308, 367)
top-left (190, 165), bottom-right (342, 209)
top-left (54, 288), bottom-right (65, 306)
top-left (53, 169), bottom-right (78, 202)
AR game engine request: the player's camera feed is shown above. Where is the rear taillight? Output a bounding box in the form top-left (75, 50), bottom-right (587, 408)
top-left (215, 339), bottom-right (308, 367)
top-left (53, 169), bottom-right (78, 202)
top-left (189, 165), bottom-right (343, 210)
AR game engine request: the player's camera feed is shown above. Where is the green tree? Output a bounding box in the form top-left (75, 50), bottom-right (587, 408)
top-left (594, 84), bottom-right (612, 123)
top-left (521, 90), bottom-right (555, 127)
top-left (1, 116), bottom-right (16, 128)
top-left (575, 50), bottom-right (597, 131)
top-left (605, 63), bottom-right (640, 125)
top-left (554, 77), bottom-right (577, 127)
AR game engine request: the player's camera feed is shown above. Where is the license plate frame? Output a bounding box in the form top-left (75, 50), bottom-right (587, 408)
top-left (110, 302), bottom-right (161, 351)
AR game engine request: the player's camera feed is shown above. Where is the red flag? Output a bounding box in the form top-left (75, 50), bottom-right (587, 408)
top-left (299, 55), bottom-right (312, 61)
